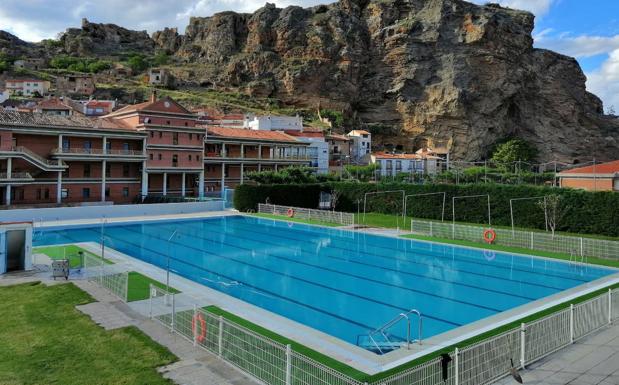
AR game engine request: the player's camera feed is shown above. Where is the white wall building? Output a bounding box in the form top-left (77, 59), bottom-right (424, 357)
top-left (370, 152), bottom-right (440, 177)
top-left (245, 115), bottom-right (304, 131)
top-left (347, 130), bottom-right (372, 163)
top-left (5, 79), bottom-right (51, 97)
top-left (0, 90), bottom-right (9, 104)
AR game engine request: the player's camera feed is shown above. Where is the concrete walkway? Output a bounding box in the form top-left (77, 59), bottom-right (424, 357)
top-left (494, 323), bottom-right (619, 385)
top-left (0, 271), bottom-right (258, 385)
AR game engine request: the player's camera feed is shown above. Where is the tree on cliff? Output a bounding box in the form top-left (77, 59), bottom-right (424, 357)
top-left (491, 139), bottom-right (537, 172)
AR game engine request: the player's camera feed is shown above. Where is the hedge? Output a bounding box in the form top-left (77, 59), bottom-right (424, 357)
top-left (234, 182), bottom-right (619, 237)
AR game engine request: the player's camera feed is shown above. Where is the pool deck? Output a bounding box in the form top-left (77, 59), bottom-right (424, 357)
top-left (492, 322), bottom-right (619, 385)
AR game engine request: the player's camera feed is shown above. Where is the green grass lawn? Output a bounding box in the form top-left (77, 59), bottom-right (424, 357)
top-left (403, 234), bottom-right (619, 269)
top-left (34, 245), bottom-right (113, 268)
top-left (127, 272), bottom-right (180, 302)
top-left (251, 212), bottom-right (344, 227)
top-left (0, 282), bottom-right (177, 385)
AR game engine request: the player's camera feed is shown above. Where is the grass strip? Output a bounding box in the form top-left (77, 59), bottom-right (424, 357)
top-left (33, 244), bottom-right (113, 268)
top-left (0, 281), bottom-right (177, 385)
top-left (251, 212), bottom-right (344, 227)
top-left (402, 234), bottom-right (619, 269)
top-left (127, 272), bottom-right (180, 302)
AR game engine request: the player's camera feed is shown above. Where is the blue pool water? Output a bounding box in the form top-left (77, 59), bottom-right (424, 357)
top-left (35, 215), bottom-right (614, 352)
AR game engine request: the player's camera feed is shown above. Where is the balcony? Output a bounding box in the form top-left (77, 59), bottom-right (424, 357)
top-left (0, 172), bottom-right (34, 182)
top-left (204, 151), bottom-right (311, 161)
top-left (52, 148), bottom-right (146, 159)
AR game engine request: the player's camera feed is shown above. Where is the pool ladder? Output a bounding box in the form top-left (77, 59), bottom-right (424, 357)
top-left (357, 309), bottom-right (422, 355)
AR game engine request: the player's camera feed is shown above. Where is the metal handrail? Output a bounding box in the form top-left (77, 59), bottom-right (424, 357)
top-left (11, 146), bottom-right (62, 167)
top-left (0, 171), bottom-right (33, 180)
top-left (360, 308), bottom-right (423, 354)
top-left (52, 147), bottom-right (144, 156)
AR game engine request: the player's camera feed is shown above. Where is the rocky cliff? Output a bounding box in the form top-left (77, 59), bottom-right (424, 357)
top-left (5, 0), bottom-right (619, 162)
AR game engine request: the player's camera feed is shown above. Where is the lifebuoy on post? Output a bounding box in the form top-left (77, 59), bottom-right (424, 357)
top-left (192, 313), bottom-right (207, 343)
top-left (286, 208), bottom-right (295, 218)
top-left (483, 229), bottom-right (497, 244)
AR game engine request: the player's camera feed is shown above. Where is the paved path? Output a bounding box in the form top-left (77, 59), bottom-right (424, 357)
top-left (494, 323), bottom-right (619, 385)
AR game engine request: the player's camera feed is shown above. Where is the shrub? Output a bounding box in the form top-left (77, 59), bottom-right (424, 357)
top-left (234, 182), bottom-right (619, 237)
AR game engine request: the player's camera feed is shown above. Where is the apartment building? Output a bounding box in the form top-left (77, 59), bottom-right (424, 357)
top-left (203, 126), bottom-right (310, 192)
top-left (348, 130), bottom-right (372, 163)
top-left (5, 79), bottom-right (51, 97)
top-left (0, 111), bottom-right (146, 206)
top-left (104, 94), bottom-right (205, 198)
top-left (0, 95), bottom-right (317, 207)
top-left (370, 152), bottom-right (440, 177)
top-left (325, 133), bottom-right (351, 173)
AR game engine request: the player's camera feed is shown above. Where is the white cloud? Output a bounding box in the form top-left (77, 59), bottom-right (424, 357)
top-left (0, 0), bottom-right (330, 42)
top-left (470, 0), bottom-right (555, 17)
top-left (535, 34), bottom-right (619, 58)
top-left (586, 49), bottom-right (619, 112)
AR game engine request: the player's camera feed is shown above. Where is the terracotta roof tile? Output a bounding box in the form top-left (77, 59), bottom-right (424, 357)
top-left (206, 126), bottom-right (301, 143)
top-left (558, 160), bottom-right (619, 175)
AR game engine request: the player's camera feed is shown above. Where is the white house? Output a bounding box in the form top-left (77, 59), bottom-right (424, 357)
top-left (347, 130), bottom-right (372, 163)
top-left (0, 90), bottom-right (8, 104)
top-left (5, 79), bottom-right (51, 97)
top-left (370, 152), bottom-right (440, 177)
top-left (245, 115), bottom-right (304, 131)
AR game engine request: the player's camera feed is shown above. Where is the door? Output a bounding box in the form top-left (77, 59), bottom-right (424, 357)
top-left (0, 231), bottom-right (6, 274)
top-left (6, 230), bottom-right (25, 271)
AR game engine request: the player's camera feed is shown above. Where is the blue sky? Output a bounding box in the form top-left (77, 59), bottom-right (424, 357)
top-left (1, 0), bottom-right (618, 109)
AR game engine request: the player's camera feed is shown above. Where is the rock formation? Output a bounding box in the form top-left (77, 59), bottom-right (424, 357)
top-left (3, 0), bottom-right (618, 162)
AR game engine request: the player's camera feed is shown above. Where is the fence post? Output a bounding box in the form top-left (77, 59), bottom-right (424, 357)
top-left (124, 271), bottom-right (129, 302)
top-left (520, 323), bottom-right (526, 369)
top-left (193, 305), bottom-right (198, 347)
top-left (218, 315), bottom-right (224, 357)
top-left (171, 293), bottom-right (176, 333)
top-left (580, 237), bottom-right (584, 257)
top-left (454, 347), bottom-right (459, 385)
top-left (285, 344), bottom-right (292, 385)
top-left (530, 232), bottom-right (534, 249)
top-left (430, 221), bottom-right (433, 237)
top-left (570, 304), bottom-right (575, 343)
top-left (149, 283), bottom-right (153, 319)
top-left (609, 289), bottom-right (613, 325)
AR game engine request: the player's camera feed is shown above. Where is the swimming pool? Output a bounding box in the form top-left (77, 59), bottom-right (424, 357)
top-left (35, 215), bottom-right (615, 354)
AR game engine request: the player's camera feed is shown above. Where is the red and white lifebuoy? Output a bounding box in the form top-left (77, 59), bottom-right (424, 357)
top-left (483, 229), bottom-right (497, 244)
top-left (286, 208), bottom-right (295, 218)
top-left (192, 313), bottom-right (207, 343)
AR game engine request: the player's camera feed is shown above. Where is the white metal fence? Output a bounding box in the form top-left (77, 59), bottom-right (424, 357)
top-left (258, 203), bottom-right (355, 226)
top-left (411, 219), bottom-right (619, 260)
top-left (83, 252), bottom-right (129, 302)
top-left (149, 285), bottom-right (619, 385)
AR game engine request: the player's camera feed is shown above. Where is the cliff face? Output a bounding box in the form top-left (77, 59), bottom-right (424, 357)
top-left (5, 0), bottom-right (619, 162)
top-left (154, 0), bottom-right (619, 162)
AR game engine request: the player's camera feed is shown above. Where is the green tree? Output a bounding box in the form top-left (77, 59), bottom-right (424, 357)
top-left (344, 164), bottom-right (379, 182)
top-left (126, 54), bottom-right (149, 73)
top-left (152, 52), bottom-right (170, 66)
top-left (491, 139), bottom-right (537, 171)
top-left (0, 60), bottom-right (8, 72)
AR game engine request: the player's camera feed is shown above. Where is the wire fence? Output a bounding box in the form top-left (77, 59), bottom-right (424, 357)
top-left (258, 203), bottom-right (355, 226)
top-left (83, 252), bottom-right (129, 302)
top-left (410, 219), bottom-right (619, 260)
top-left (149, 284), bottom-right (619, 385)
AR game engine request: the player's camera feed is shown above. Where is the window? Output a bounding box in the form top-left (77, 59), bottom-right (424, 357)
top-left (105, 188), bottom-right (110, 197)
top-left (172, 154), bottom-right (178, 167)
top-left (166, 120), bottom-right (171, 125)
top-left (150, 131), bottom-right (154, 138)
top-left (44, 189), bottom-right (49, 199)
top-left (62, 138), bottom-right (70, 151)
top-left (184, 122), bottom-right (188, 127)
top-left (188, 154), bottom-right (192, 161)
top-left (83, 164), bottom-right (91, 178)
top-left (82, 188), bottom-right (90, 198)
top-left (159, 131), bottom-right (162, 138)
top-left (196, 155), bottom-right (200, 162)
top-left (122, 143), bottom-right (130, 152)
top-left (122, 187), bottom-right (129, 197)
top-left (189, 133), bottom-right (193, 140)
top-left (123, 164), bottom-right (130, 177)
top-left (106, 141), bottom-right (112, 152)
top-left (158, 154), bottom-right (162, 161)
top-left (149, 153), bottom-right (153, 160)
top-left (83, 140), bottom-right (92, 152)
top-left (173, 132), bottom-right (178, 145)
top-left (106, 163), bottom-right (111, 178)
top-left (61, 189), bottom-right (68, 199)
